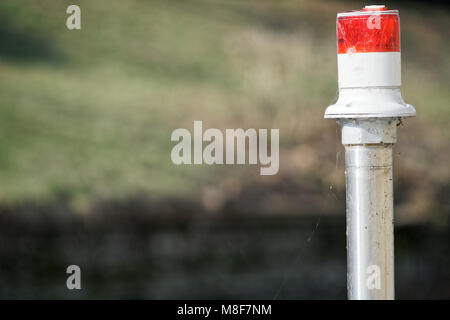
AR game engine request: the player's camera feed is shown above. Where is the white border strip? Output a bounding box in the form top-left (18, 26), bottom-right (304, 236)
top-left (337, 10), bottom-right (398, 18)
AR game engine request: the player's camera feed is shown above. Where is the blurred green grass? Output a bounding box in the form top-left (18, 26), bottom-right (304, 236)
top-left (0, 0), bottom-right (448, 222)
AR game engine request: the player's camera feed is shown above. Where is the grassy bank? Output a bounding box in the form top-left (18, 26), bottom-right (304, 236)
top-left (0, 0), bottom-right (448, 223)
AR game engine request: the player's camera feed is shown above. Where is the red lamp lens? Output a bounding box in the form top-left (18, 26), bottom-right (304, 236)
top-left (337, 8), bottom-right (400, 54)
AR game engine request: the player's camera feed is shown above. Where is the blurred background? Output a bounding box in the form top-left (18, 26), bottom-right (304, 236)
top-left (0, 0), bottom-right (448, 299)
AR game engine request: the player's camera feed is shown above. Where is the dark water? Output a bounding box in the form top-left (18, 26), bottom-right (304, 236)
top-left (0, 206), bottom-right (449, 299)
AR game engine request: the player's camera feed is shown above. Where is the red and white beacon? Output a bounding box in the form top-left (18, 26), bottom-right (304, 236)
top-left (326, 4), bottom-right (415, 120)
top-left (325, 5), bottom-right (415, 300)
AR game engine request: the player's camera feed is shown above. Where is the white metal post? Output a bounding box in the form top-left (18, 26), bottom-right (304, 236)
top-left (325, 5), bottom-right (416, 300)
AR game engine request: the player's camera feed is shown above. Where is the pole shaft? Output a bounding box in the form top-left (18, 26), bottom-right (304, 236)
top-left (345, 145), bottom-right (395, 300)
